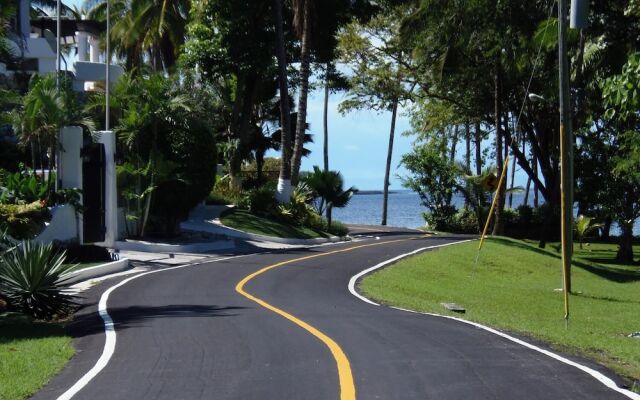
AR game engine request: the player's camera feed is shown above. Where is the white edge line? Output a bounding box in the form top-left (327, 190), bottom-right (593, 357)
top-left (347, 239), bottom-right (640, 400)
top-left (56, 254), bottom-right (250, 400)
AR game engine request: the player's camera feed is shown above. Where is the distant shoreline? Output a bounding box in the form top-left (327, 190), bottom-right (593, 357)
top-left (356, 190), bottom-right (406, 195)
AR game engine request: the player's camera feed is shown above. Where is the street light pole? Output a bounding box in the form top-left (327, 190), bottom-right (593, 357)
top-left (558, 0), bottom-right (573, 319)
top-left (105, 0), bottom-right (110, 131)
top-left (56, 0), bottom-right (61, 89)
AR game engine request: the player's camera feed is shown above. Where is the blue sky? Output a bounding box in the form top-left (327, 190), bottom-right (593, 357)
top-left (268, 89), bottom-right (413, 191)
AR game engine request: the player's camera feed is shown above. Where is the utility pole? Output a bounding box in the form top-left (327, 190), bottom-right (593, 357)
top-left (105, 0), bottom-right (110, 131)
top-left (558, 0), bottom-right (573, 320)
top-left (56, 0), bottom-right (61, 89)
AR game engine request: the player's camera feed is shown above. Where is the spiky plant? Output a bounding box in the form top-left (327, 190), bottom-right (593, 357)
top-left (0, 241), bottom-right (78, 319)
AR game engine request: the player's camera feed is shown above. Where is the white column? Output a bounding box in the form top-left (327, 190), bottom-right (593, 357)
top-left (59, 126), bottom-right (84, 243)
top-left (96, 131), bottom-right (117, 247)
top-left (89, 35), bottom-right (99, 63)
top-left (76, 31), bottom-right (88, 62)
top-left (19, 0), bottom-right (30, 38)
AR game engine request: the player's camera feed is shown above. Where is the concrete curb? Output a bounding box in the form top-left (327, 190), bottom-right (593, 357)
top-left (180, 221), bottom-right (348, 245)
top-left (64, 258), bottom-right (131, 285)
top-left (113, 239), bottom-right (235, 254)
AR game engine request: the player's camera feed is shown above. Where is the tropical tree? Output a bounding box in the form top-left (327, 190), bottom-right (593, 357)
top-left (85, 0), bottom-right (190, 71)
top-left (273, 0), bottom-right (293, 203)
top-left (182, 0), bottom-right (276, 189)
top-left (12, 74), bottom-right (94, 183)
top-left (303, 166), bottom-right (357, 229)
top-left (114, 74), bottom-right (191, 236)
top-left (338, 4), bottom-right (417, 226)
top-left (574, 215), bottom-right (603, 250)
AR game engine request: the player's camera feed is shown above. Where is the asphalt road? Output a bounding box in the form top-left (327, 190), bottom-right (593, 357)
top-left (34, 227), bottom-right (631, 400)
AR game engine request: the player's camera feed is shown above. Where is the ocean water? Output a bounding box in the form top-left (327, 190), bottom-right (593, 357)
top-left (334, 190), bottom-right (638, 235)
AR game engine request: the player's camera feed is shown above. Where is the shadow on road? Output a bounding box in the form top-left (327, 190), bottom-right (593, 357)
top-left (70, 304), bottom-right (247, 338)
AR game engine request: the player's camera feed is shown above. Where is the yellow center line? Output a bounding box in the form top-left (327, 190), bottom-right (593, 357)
top-left (235, 238), bottom-right (417, 400)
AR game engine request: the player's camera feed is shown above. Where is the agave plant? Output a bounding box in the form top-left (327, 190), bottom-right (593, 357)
top-left (575, 215), bottom-right (604, 249)
top-left (0, 241), bottom-right (78, 319)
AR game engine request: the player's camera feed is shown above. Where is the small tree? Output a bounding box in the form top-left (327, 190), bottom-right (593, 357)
top-left (401, 142), bottom-right (459, 231)
top-left (574, 215), bottom-right (603, 250)
top-left (303, 166), bottom-right (357, 229)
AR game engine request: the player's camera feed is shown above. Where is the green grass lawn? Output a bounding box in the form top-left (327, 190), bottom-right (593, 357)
top-left (361, 237), bottom-right (640, 388)
top-left (0, 313), bottom-right (74, 400)
top-left (220, 209), bottom-right (331, 239)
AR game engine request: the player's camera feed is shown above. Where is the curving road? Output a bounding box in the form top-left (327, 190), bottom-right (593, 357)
top-left (33, 227), bottom-right (633, 400)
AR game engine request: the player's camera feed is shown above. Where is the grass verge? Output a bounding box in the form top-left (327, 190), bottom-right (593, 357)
top-left (361, 237), bottom-right (640, 389)
top-left (0, 313), bottom-right (74, 399)
top-left (220, 209), bottom-right (331, 239)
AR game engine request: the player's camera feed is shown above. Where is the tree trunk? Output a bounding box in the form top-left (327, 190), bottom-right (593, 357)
top-left (524, 177), bottom-right (531, 206)
top-left (616, 220), bottom-right (635, 263)
top-left (508, 144), bottom-right (517, 208)
top-left (533, 153), bottom-right (539, 207)
top-left (290, 0), bottom-right (311, 186)
top-left (273, 0), bottom-right (292, 203)
top-left (492, 64), bottom-right (505, 236)
top-left (323, 63), bottom-right (330, 173)
top-left (475, 121), bottom-right (482, 175)
top-left (465, 121), bottom-right (471, 172)
top-left (449, 125), bottom-right (459, 161)
top-left (256, 152), bottom-right (264, 184)
top-left (602, 217), bottom-right (612, 240)
top-left (381, 98), bottom-right (398, 226)
top-left (229, 72), bottom-right (259, 190)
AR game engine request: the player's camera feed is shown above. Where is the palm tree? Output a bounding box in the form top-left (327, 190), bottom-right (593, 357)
top-left (115, 74), bottom-right (189, 236)
top-left (303, 166), bottom-right (357, 229)
top-left (85, 0), bottom-right (189, 72)
top-left (273, 0), bottom-right (292, 203)
top-left (12, 74), bottom-right (94, 180)
top-left (575, 215), bottom-right (603, 250)
top-left (290, 0), bottom-right (314, 185)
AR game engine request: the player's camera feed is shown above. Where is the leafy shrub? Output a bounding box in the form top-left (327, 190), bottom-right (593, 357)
top-left (0, 201), bottom-right (49, 239)
top-left (207, 176), bottom-right (243, 205)
top-left (422, 205), bottom-right (458, 231)
top-left (239, 185), bottom-right (278, 216)
top-left (276, 183), bottom-right (316, 226)
top-left (451, 208), bottom-right (479, 234)
top-left (0, 241), bottom-right (77, 319)
top-left (516, 205), bottom-right (533, 226)
top-left (0, 167), bottom-right (50, 204)
top-left (328, 220), bottom-right (349, 237)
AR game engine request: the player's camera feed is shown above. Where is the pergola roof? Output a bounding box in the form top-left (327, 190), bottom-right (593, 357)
top-left (30, 18), bottom-right (105, 38)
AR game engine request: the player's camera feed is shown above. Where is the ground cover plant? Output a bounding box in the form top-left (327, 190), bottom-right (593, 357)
top-left (221, 209), bottom-right (331, 239)
top-left (0, 312), bottom-right (73, 400)
top-left (361, 237), bottom-right (640, 388)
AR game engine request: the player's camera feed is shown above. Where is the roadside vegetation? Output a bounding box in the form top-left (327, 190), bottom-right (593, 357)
top-left (0, 312), bottom-right (73, 400)
top-left (361, 237), bottom-right (640, 389)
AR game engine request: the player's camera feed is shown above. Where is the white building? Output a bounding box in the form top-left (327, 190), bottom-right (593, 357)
top-left (1, 0), bottom-right (124, 91)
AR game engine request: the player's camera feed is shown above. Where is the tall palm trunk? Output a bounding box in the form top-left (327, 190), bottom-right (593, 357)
top-left (290, 0), bottom-right (311, 186)
top-left (381, 98), bottom-right (398, 226)
top-left (533, 152), bottom-right (539, 207)
top-left (475, 121), bottom-right (482, 175)
top-left (508, 143), bottom-right (517, 207)
top-left (492, 63), bottom-right (505, 235)
top-left (323, 63), bottom-right (330, 173)
top-left (274, 0), bottom-right (292, 203)
top-left (465, 121), bottom-right (471, 172)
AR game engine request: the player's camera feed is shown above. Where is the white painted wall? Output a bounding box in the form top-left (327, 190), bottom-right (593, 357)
top-left (34, 205), bottom-right (80, 245)
top-left (59, 126), bottom-right (83, 189)
top-left (95, 131), bottom-right (118, 247)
